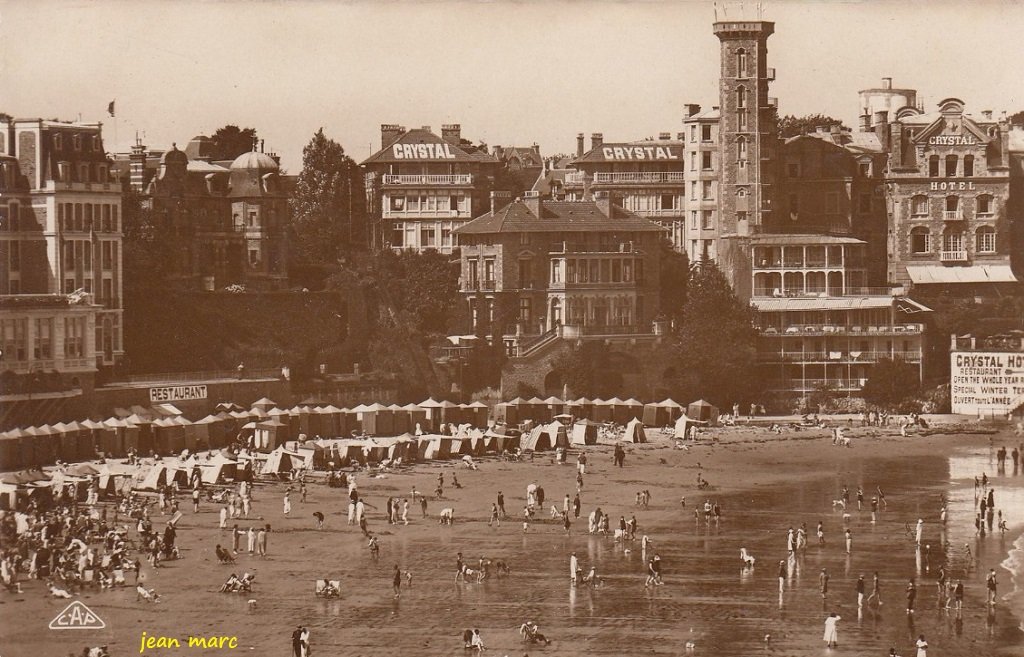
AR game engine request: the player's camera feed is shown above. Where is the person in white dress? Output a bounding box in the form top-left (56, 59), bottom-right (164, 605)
top-left (569, 552), bottom-right (579, 584)
top-left (915, 634), bottom-right (927, 657)
top-left (822, 612), bottom-right (840, 647)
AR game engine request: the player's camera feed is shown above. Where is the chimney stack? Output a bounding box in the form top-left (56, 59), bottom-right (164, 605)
top-left (658, 132), bottom-right (671, 140)
top-left (442, 124), bottom-right (461, 144)
top-left (591, 133), bottom-right (603, 150)
top-left (493, 145), bottom-right (504, 161)
top-left (576, 133), bottom-right (584, 157)
top-left (381, 124), bottom-right (404, 148)
top-left (490, 190), bottom-right (511, 214)
top-left (982, 110), bottom-right (993, 121)
top-left (882, 77), bottom-right (892, 90)
top-left (686, 103), bottom-right (701, 117)
top-left (859, 112), bottom-right (871, 132)
top-left (523, 193), bottom-right (541, 217)
top-left (677, 132), bottom-right (685, 140)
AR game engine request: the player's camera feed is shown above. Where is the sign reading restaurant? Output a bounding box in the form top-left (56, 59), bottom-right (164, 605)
top-left (950, 351), bottom-right (1024, 416)
top-left (149, 385), bottom-right (208, 403)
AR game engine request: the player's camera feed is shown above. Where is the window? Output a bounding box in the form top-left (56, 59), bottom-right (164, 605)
top-left (977, 227), bottom-right (996, 253)
top-left (102, 242), bottom-right (112, 269)
top-left (65, 241), bottom-right (75, 268)
top-left (9, 241), bottom-right (19, 271)
top-left (690, 125), bottom-right (697, 143)
top-left (248, 211), bottom-right (257, 227)
top-left (859, 161), bottom-right (871, 177)
top-left (736, 48), bottom-right (748, 77)
top-left (942, 230), bottom-right (964, 253)
top-left (72, 134), bottom-right (82, 151)
top-left (53, 134), bottom-right (63, 149)
top-left (34, 318), bottom-right (52, 359)
top-left (977, 195), bottom-right (993, 215)
top-left (690, 181), bottom-right (697, 201)
top-left (449, 195), bottom-right (459, 214)
top-left (519, 297), bottom-right (531, 323)
top-left (483, 258), bottom-right (495, 285)
top-left (660, 194), bottom-right (676, 211)
top-left (702, 151), bottom-right (713, 170)
top-left (390, 196), bottom-right (405, 212)
top-left (467, 259), bottom-right (478, 287)
top-left (85, 204), bottom-right (93, 230)
top-left (518, 259), bottom-right (532, 287)
top-left (690, 211), bottom-right (698, 230)
top-left (945, 195), bottom-right (959, 212)
top-left (964, 155), bottom-right (974, 177)
top-left (249, 249), bottom-right (259, 265)
top-left (392, 228), bottom-right (403, 247)
top-left (701, 210), bottom-right (714, 230)
top-left (407, 195), bottom-right (420, 212)
top-left (737, 211), bottom-right (748, 224)
top-left (441, 227), bottom-right (452, 247)
top-left (787, 162), bottom-right (801, 178)
top-left (858, 193), bottom-right (872, 213)
top-left (910, 227), bottom-right (930, 254)
top-left (911, 195), bottom-right (928, 216)
top-left (701, 181), bottom-right (713, 201)
top-left (737, 110), bottom-right (748, 132)
top-left (928, 155), bottom-right (939, 177)
top-left (65, 278), bottom-right (76, 293)
top-left (83, 243), bottom-right (91, 268)
top-left (737, 137), bottom-right (747, 161)
top-left (736, 86), bottom-right (747, 109)
top-left (420, 226), bottom-right (436, 248)
top-left (701, 124), bottom-right (712, 142)
top-left (945, 155), bottom-right (958, 177)
top-left (826, 192), bottom-right (839, 214)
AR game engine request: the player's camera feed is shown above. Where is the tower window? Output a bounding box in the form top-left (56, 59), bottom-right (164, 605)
top-left (736, 48), bottom-right (748, 78)
top-left (736, 86), bottom-right (747, 109)
top-left (736, 137), bottom-right (747, 161)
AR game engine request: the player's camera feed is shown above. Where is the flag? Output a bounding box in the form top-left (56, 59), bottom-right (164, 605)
top-left (107, 100), bottom-right (115, 117)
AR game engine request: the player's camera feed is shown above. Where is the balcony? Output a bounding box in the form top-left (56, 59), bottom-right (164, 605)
top-left (940, 250), bottom-right (968, 262)
top-left (757, 350), bottom-right (923, 363)
top-left (564, 172), bottom-right (586, 185)
top-left (382, 174), bottom-right (473, 186)
top-left (752, 286), bottom-right (899, 297)
top-left (767, 378), bottom-right (867, 393)
top-left (550, 241), bottom-right (637, 254)
top-left (943, 210), bottom-right (964, 221)
top-left (592, 172), bottom-right (684, 185)
top-left (759, 323), bottom-right (925, 337)
top-left (44, 180), bottom-right (121, 193)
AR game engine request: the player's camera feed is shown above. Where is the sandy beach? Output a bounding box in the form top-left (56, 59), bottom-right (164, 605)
top-left (4, 422), bottom-right (1024, 657)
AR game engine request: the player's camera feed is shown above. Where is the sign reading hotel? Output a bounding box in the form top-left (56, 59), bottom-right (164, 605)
top-left (600, 145), bottom-right (679, 161)
top-left (392, 143), bottom-right (456, 159)
top-left (149, 384), bottom-right (208, 403)
top-left (950, 351), bottom-right (1024, 416)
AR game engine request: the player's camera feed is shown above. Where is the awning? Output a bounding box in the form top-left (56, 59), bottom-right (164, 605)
top-left (906, 265), bottom-right (1017, 285)
top-left (753, 296), bottom-right (895, 312)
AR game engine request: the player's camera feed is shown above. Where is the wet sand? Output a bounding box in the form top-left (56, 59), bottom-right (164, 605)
top-left (4, 424), bottom-right (1024, 656)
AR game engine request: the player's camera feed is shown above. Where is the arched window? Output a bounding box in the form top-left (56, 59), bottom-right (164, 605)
top-left (964, 154), bottom-right (975, 177)
top-left (945, 155), bottom-right (958, 177)
top-left (910, 195), bottom-right (928, 216)
top-left (928, 155), bottom-right (939, 177)
top-left (736, 48), bottom-right (748, 78)
top-left (942, 228), bottom-right (964, 254)
top-left (910, 227), bottom-right (930, 254)
top-left (977, 194), bottom-right (993, 215)
top-left (736, 86), bottom-right (747, 109)
top-left (737, 136), bottom-right (747, 161)
top-left (976, 226), bottom-right (996, 253)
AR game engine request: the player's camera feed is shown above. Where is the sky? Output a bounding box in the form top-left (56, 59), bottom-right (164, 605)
top-left (1, 1), bottom-right (1022, 172)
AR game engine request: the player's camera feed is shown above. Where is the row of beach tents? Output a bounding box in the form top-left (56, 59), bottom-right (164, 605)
top-left (494, 397), bottom-right (719, 427)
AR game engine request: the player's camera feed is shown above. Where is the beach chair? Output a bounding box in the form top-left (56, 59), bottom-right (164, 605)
top-left (314, 579), bottom-right (328, 596)
top-left (113, 569), bottom-right (126, 586)
top-left (82, 569), bottom-right (95, 587)
top-left (101, 555), bottom-right (111, 568)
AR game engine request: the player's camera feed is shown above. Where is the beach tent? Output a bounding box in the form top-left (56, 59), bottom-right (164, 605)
top-left (262, 446), bottom-right (304, 476)
top-left (254, 418), bottom-right (286, 451)
top-left (571, 420), bottom-right (599, 446)
top-left (544, 396), bottom-right (565, 419)
top-left (251, 397), bottom-right (277, 412)
top-left (591, 399), bottom-right (613, 423)
top-left (607, 398), bottom-right (631, 424)
top-left (621, 418), bottom-right (647, 443)
top-left (215, 402), bottom-right (244, 412)
top-left (361, 403), bottom-right (395, 436)
top-left (521, 422), bottom-right (562, 452)
top-left (546, 421), bottom-right (568, 448)
top-left (417, 398), bottom-right (442, 432)
top-left (687, 400), bottom-right (719, 424)
top-left (658, 399), bottom-right (686, 423)
top-left (0, 430), bottom-right (22, 470)
top-left (524, 397), bottom-right (546, 422)
top-left (673, 414), bottom-right (695, 440)
top-left (387, 404), bottom-right (410, 435)
top-left (642, 403), bottom-right (670, 427)
top-left (419, 435), bottom-right (451, 460)
top-left (139, 463), bottom-right (187, 490)
top-left (294, 442), bottom-right (327, 470)
top-left (465, 401), bottom-right (489, 427)
top-left (623, 399), bottom-right (645, 424)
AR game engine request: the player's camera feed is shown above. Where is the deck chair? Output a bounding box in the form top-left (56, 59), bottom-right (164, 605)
top-left (101, 555), bottom-right (112, 568)
top-left (314, 579), bottom-right (328, 596)
top-left (113, 569), bottom-right (126, 585)
top-left (82, 569), bottom-right (95, 585)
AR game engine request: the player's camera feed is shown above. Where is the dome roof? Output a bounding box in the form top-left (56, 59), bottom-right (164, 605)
top-left (230, 151), bottom-right (279, 171)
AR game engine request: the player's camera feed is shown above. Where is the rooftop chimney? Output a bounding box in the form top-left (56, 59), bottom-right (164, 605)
top-left (129, 141), bottom-right (147, 193)
top-left (658, 132), bottom-right (671, 140)
top-left (686, 103), bottom-right (701, 117)
top-left (493, 145), bottom-right (504, 161)
top-left (523, 193), bottom-right (541, 217)
top-left (830, 124), bottom-right (842, 136)
top-left (490, 190), bottom-right (511, 214)
top-left (982, 110), bottom-right (993, 120)
top-left (442, 124), bottom-right (461, 144)
top-left (882, 77), bottom-right (892, 90)
top-left (591, 133), bottom-right (603, 150)
top-left (381, 124), bottom-right (404, 148)
top-left (594, 190), bottom-right (612, 217)
top-left (677, 132), bottom-right (685, 140)
top-left (421, 126), bottom-right (432, 133)
top-left (532, 143), bottom-right (540, 156)
top-left (859, 113), bottom-right (871, 132)
top-left (576, 133), bottom-right (584, 157)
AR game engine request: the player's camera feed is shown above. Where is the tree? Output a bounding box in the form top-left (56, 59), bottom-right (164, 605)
top-left (658, 240), bottom-right (689, 324)
top-left (777, 114), bottom-right (847, 138)
top-left (121, 189), bottom-right (176, 289)
top-left (671, 262), bottom-right (759, 407)
top-left (289, 129), bottom-right (367, 265)
top-left (210, 125), bottom-right (258, 160)
top-left (1009, 111), bottom-right (1024, 127)
top-left (862, 357), bottom-right (921, 411)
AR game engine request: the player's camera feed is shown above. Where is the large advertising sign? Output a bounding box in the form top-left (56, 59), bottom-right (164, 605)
top-left (149, 385), bottom-right (208, 403)
top-left (599, 145), bottom-right (680, 161)
top-left (950, 351), bottom-right (1024, 416)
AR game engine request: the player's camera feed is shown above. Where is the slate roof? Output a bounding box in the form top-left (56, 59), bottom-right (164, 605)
top-left (362, 128), bottom-right (497, 165)
top-left (454, 200), bottom-right (666, 234)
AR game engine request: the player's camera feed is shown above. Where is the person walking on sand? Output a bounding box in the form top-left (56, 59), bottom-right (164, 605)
top-left (817, 521), bottom-right (825, 545)
top-left (877, 485), bottom-right (887, 509)
top-left (257, 524), bottom-right (268, 557)
top-left (393, 564), bottom-right (402, 598)
top-left (867, 571), bottom-right (882, 607)
top-left (856, 575), bottom-right (865, 608)
top-left (987, 568), bottom-right (998, 605)
top-left (820, 568), bottom-right (830, 599)
top-left (915, 518), bottom-right (924, 547)
top-left (857, 487), bottom-right (864, 511)
top-left (402, 498), bottom-right (409, 525)
top-left (488, 503), bottom-right (499, 527)
top-left (497, 491), bottom-right (505, 518)
top-left (778, 560), bottom-right (786, 593)
top-left (906, 579), bottom-right (917, 614)
top-left (247, 526), bottom-right (256, 554)
top-left (823, 612), bottom-right (840, 648)
top-left (283, 490), bottom-right (292, 516)
top-left (570, 551), bottom-right (579, 585)
top-left (915, 634), bottom-right (928, 657)
top-left (845, 528), bottom-right (852, 554)
top-left (231, 524), bottom-right (241, 553)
